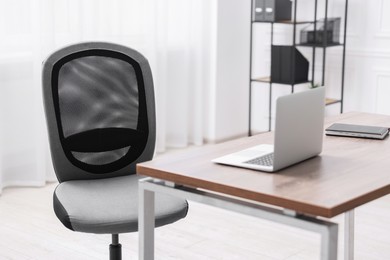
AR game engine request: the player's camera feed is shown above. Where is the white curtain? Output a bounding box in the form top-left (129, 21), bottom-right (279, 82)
top-left (0, 0), bottom-right (213, 194)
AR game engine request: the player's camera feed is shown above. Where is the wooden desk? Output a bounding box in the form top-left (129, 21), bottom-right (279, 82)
top-left (137, 112), bottom-right (390, 260)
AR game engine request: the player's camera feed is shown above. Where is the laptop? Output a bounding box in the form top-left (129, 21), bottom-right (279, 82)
top-left (212, 87), bottom-right (325, 172)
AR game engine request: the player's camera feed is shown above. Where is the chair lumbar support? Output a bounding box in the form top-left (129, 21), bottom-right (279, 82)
top-left (109, 234), bottom-right (122, 260)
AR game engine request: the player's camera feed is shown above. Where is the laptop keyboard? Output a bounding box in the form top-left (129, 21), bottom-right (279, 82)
top-left (245, 153), bottom-right (274, 166)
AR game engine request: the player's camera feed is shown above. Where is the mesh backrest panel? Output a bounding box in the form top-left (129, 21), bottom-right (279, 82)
top-left (58, 56), bottom-right (139, 138)
top-left (43, 43), bottom-right (155, 181)
top-left (52, 51), bottom-right (149, 173)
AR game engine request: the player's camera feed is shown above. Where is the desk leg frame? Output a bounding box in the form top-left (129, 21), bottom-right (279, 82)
top-left (138, 178), bottom-right (339, 260)
top-left (139, 185), bottom-right (155, 260)
top-left (344, 210), bottom-right (354, 260)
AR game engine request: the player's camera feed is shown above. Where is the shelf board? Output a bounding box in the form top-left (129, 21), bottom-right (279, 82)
top-left (297, 42), bottom-right (343, 48)
top-left (252, 77), bottom-right (310, 85)
top-left (253, 20), bottom-right (314, 24)
top-left (248, 84), bottom-right (341, 105)
top-left (252, 76), bottom-right (271, 83)
top-left (325, 98), bottom-right (341, 105)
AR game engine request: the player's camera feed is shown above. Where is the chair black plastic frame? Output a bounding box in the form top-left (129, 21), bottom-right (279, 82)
top-left (43, 42), bottom-right (156, 182)
top-left (51, 49), bottom-right (148, 174)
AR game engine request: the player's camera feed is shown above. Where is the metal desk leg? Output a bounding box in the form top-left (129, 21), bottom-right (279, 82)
top-left (321, 222), bottom-right (338, 260)
top-left (139, 180), bottom-right (155, 260)
top-left (344, 210), bottom-right (355, 260)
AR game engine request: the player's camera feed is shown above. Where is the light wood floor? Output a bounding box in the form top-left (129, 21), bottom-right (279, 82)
top-left (1, 182), bottom-right (390, 259)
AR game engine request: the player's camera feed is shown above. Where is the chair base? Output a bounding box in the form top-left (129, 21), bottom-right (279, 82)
top-left (109, 243), bottom-right (122, 260)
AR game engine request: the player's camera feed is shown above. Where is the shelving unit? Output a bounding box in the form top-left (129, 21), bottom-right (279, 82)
top-left (248, 0), bottom-right (349, 135)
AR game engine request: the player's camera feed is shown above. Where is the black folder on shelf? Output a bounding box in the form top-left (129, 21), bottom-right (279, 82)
top-left (271, 45), bottom-right (309, 84)
top-left (325, 123), bottom-right (389, 140)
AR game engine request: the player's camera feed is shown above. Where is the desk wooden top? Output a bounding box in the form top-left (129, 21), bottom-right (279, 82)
top-left (137, 112), bottom-right (390, 218)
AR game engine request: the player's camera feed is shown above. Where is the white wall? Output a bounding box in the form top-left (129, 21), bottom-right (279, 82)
top-left (206, 0), bottom-right (251, 142)
top-left (343, 0), bottom-right (390, 114)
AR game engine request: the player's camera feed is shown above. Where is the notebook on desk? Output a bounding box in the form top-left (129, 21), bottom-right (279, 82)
top-left (325, 123), bottom-right (389, 139)
top-left (212, 87), bottom-right (325, 172)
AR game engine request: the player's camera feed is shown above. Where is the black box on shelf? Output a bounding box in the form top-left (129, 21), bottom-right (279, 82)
top-left (271, 46), bottom-right (309, 84)
top-left (253, 0), bottom-right (292, 22)
top-left (300, 18), bottom-right (341, 45)
top-left (302, 31), bottom-right (333, 45)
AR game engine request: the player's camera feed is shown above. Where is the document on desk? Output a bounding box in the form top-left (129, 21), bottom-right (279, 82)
top-left (326, 123), bottom-right (389, 139)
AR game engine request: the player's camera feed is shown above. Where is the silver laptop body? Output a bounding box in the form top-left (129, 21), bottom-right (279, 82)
top-left (212, 87), bottom-right (325, 172)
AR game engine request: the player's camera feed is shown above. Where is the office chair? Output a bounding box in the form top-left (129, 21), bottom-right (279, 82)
top-left (42, 42), bottom-right (189, 260)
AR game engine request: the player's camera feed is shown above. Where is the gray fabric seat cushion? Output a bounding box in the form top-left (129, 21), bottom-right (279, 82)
top-left (53, 175), bottom-right (188, 234)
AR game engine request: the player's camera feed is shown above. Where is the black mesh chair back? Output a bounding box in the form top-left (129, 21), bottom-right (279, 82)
top-left (42, 42), bottom-right (156, 182)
